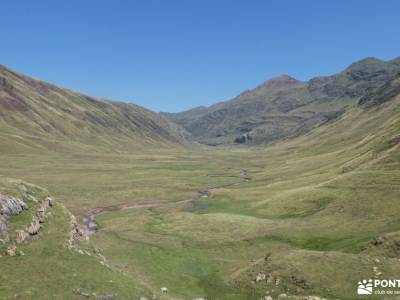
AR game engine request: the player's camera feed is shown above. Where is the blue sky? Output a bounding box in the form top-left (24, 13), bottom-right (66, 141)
top-left (1, 0), bottom-right (399, 112)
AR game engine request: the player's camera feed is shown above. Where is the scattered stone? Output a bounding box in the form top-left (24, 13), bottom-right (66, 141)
top-left (275, 278), bottom-right (281, 286)
top-left (266, 274), bottom-right (274, 285)
top-left (261, 296), bottom-right (273, 300)
top-left (27, 216), bottom-right (41, 235)
top-left (370, 237), bottom-right (384, 246)
top-left (67, 213), bottom-right (87, 250)
top-left (45, 196), bottom-right (54, 207)
top-left (36, 207), bottom-right (46, 223)
top-left (256, 272), bottom-right (266, 282)
top-left (6, 245), bottom-right (17, 256)
top-left (290, 276), bottom-right (309, 289)
top-left (139, 297), bottom-right (148, 300)
top-left (72, 288), bottom-right (90, 298)
top-left (192, 298), bottom-right (206, 300)
top-left (278, 294), bottom-right (287, 299)
top-left (16, 229), bottom-right (29, 243)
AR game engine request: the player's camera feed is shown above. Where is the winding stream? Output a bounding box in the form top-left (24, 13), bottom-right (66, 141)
top-left (83, 169), bottom-right (251, 235)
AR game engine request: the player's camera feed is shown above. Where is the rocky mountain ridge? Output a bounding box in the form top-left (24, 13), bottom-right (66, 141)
top-left (163, 57), bottom-right (400, 145)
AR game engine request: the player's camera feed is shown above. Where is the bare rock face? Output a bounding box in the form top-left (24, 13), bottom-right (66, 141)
top-left (15, 229), bottom-right (29, 243)
top-left (6, 244), bottom-right (17, 256)
top-left (0, 193), bottom-right (27, 216)
top-left (27, 216), bottom-right (41, 235)
top-left (0, 193), bottom-right (27, 240)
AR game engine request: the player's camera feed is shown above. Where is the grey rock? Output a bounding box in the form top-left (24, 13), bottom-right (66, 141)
top-left (0, 193), bottom-right (27, 216)
top-left (0, 193), bottom-right (27, 239)
top-left (6, 244), bottom-right (17, 256)
top-left (16, 229), bottom-right (29, 243)
top-left (27, 216), bottom-right (41, 235)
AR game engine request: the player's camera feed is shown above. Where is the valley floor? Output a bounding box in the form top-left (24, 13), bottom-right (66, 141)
top-left (1, 99), bottom-right (400, 299)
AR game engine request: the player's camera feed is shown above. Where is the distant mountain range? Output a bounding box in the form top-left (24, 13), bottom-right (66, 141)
top-left (1, 57), bottom-right (400, 152)
top-left (162, 57), bottom-right (400, 145)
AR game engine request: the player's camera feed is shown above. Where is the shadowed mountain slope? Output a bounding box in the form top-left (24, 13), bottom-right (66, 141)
top-left (163, 57), bottom-right (400, 145)
top-left (0, 65), bottom-right (189, 153)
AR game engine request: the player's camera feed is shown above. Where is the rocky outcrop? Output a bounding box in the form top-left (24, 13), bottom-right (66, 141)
top-left (0, 193), bottom-right (27, 241)
top-left (25, 195), bottom-right (54, 237)
top-left (0, 184), bottom-right (55, 247)
top-left (0, 193), bottom-right (27, 216)
top-left (67, 213), bottom-right (86, 250)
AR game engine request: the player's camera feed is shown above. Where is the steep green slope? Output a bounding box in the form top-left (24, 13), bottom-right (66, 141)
top-left (164, 57), bottom-right (400, 145)
top-left (0, 65), bottom-right (189, 154)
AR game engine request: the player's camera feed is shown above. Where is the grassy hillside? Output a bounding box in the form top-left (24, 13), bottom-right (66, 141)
top-left (0, 65), bottom-right (189, 154)
top-left (163, 57), bottom-right (400, 145)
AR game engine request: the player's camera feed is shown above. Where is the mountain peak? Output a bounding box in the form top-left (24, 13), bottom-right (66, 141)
top-left (260, 75), bottom-right (302, 90)
top-left (345, 57), bottom-right (386, 72)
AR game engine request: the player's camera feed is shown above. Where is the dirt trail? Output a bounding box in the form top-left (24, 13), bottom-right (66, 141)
top-left (83, 169), bottom-right (251, 235)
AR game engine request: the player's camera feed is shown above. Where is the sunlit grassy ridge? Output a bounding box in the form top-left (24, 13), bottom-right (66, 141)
top-left (0, 64), bottom-right (189, 155)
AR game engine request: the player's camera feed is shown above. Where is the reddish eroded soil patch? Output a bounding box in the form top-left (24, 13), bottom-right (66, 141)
top-left (0, 96), bottom-right (28, 112)
top-left (0, 77), bottom-right (29, 112)
top-left (85, 199), bottom-right (168, 216)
